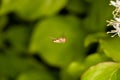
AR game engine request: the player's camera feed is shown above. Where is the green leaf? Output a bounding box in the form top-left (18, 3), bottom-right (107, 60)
top-left (0, 0), bottom-right (68, 20)
top-left (0, 54), bottom-right (48, 78)
top-left (110, 69), bottom-right (120, 80)
top-left (17, 70), bottom-right (54, 80)
top-left (15, 0), bottom-right (68, 20)
top-left (0, 16), bottom-right (8, 48)
top-left (83, 0), bottom-right (113, 32)
top-left (84, 53), bottom-right (111, 68)
top-left (60, 61), bottom-right (84, 80)
top-left (29, 15), bottom-right (87, 67)
top-left (81, 62), bottom-right (120, 80)
top-left (84, 32), bottom-right (107, 47)
top-left (100, 38), bottom-right (120, 62)
top-left (0, 33), bottom-right (4, 48)
top-left (0, 16), bottom-right (8, 31)
top-left (66, 0), bottom-right (86, 14)
top-left (4, 25), bottom-right (30, 53)
top-left (0, 0), bottom-right (14, 15)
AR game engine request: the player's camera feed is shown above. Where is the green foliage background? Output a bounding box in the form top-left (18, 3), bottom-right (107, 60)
top-left (0, 0), bottom-right (120, 80)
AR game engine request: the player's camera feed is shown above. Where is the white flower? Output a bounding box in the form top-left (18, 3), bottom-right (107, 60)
top-left (110, 0), bottom-right (120, 16)
top-left (110, 0), bottom-right (120, 7)
top-left (107, 0), bottom-right (120, 37)
top-left (107, 17), bottom-right (120, 37)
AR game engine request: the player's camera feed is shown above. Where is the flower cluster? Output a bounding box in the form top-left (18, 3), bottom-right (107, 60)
top-left (107, 0), bottom-right (120, 37)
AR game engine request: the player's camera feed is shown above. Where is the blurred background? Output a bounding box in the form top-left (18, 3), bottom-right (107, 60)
top-left (0, 0), bottom-right (114, 80)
